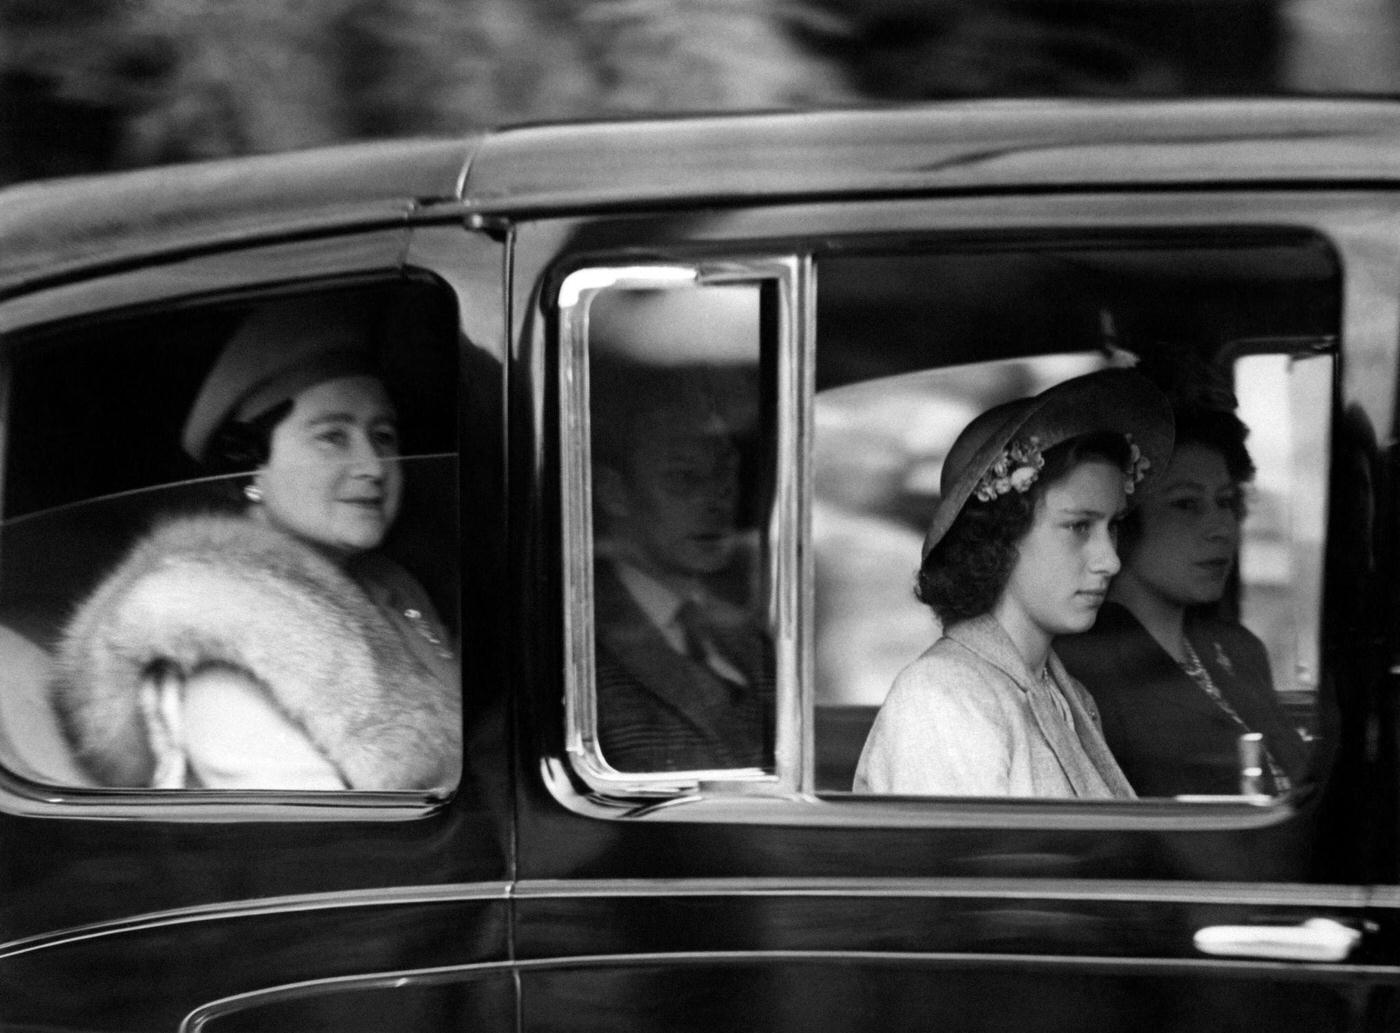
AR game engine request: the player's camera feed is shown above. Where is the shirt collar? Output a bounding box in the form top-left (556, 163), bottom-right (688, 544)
top-left (613, 561), bottom-right (687, 630)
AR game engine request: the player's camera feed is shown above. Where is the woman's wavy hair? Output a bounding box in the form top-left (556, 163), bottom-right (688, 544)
top-left (1115, 404), bottom-right (1254, 562)
top-left (204, 400), bottom-right (294, 475)
top-left (916, 432), bottom-right (1131, 624)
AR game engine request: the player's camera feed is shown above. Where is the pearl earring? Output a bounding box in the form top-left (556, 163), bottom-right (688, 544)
top-left (243, 483), bottom-right (263, 503)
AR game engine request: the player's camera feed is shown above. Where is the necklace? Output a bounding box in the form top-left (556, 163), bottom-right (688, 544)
top-left (1180, 637), bottom-right (1289, 793)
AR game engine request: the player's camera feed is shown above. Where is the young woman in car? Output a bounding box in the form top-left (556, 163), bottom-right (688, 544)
top-left (51, 294), bottom-right (460, 792)
top-left (853, 369), bottom-right (1172, 798)
top-left (1057, 395), bottom-right (1309, 797)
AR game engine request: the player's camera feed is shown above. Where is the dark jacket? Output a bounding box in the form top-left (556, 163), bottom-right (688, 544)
top-left (593, 560), bottom-right (773, 773)
top-left (1057, 601), bottom-right (1308, 797)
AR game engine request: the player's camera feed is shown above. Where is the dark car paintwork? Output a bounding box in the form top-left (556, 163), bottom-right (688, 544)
top-left (0, 99), bottom-right (1398, 1030)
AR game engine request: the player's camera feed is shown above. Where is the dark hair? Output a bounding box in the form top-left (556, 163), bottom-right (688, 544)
top-left (1174, 404), bottom-right (1255, 483)
top-left (916, 432), bottom-right (1130, 624)
top-left (204, 399), bottom-right (294, 475)
top-left (1116, 404), bottom-right (1254, 560)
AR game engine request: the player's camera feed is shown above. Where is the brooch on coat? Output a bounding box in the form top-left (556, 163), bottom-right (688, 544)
top-left (1213, 641), bottom-right (1234, 676)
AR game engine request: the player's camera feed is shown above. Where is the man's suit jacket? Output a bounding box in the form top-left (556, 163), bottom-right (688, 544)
top-left (593, 561), bottom-right (774, 773)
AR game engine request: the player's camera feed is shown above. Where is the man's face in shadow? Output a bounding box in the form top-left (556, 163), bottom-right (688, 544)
top-left (598, 407), bottom-right (740, 583)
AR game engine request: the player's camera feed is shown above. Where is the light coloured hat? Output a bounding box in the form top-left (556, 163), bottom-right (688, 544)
top-left (921, 368), bottom-right (1174, 561)
top-left (182, 293), bottom-right (378, 463)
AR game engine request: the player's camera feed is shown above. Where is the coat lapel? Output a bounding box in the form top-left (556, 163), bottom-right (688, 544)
top-left (1101, 604), bottom-right (1246, 725)
top-left (593, 561), bottom-right (752, 759)
top-left (946, 615), bottom-right (1132, 798)
top-left (1046, 650), bottom-right (1136, 798)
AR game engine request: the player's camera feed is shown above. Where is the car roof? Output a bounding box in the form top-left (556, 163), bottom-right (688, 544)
top-left (2, 97), bottom-right (1399, 294)
top-left (465, 97), bottom-right (1400, 214)
top-left (0, 137), bottom-right (477, 294)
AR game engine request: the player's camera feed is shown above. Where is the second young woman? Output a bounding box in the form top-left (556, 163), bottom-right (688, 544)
top-left (1056, 401), bottom-right (1308, 797)
top-left (853, 369), bottom-right (1172, 797)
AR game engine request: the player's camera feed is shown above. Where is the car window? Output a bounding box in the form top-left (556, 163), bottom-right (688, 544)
top-left (559, 267), bottom-right (786, 792)
top-left (1232, 350), bottom-right (1331, 745)
top-left (559, 233), bottom-right (1339, 814)
top-left (0, 280), bottom-right (462, 795)
top-left (814, 242), bottom-right (1335, 803)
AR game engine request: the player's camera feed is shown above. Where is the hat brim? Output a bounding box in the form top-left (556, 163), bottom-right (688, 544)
top-left (921, 368), bottom-right (1174, 561)
top-left (181, 293), bottom-right (379, 463)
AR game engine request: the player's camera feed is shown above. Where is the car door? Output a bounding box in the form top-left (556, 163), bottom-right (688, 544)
top-left (0, 219), bottom-right (515, 1031)
top-left (507, 182), bottom-right (1400, 1031)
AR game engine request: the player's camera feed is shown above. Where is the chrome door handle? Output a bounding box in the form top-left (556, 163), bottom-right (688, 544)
top-left (1193, 918), bottom-right (1361, 962)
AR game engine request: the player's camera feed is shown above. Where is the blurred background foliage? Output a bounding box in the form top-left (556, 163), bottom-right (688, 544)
top-left (0, 0), bottom-right (1397, 184)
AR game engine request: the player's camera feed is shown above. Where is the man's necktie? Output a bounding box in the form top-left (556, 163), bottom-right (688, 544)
top-left (675, 598), bottom-right (748, 688)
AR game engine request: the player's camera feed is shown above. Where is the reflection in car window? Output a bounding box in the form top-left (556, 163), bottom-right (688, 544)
top-left (0, 284), bottom-right (461, 793)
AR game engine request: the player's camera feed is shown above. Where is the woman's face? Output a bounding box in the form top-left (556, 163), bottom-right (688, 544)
top-left (998, 459), bottom-right (1125, 642)
top-left (253, 375), bottom-right (402, 557)
top-left (1121, 442), bottom-right (1242, 608)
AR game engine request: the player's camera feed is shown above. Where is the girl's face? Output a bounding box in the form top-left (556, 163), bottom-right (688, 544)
top-left (997, 459), bottom-right (1125, 644)
top-left (1121, 442), bottom-right (1242, 608)
top-left (253, 374), bottom-right (402, 557)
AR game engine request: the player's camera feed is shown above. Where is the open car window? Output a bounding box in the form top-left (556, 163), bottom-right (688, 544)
top-left (559, 229), bottom-right (1339, 817)
top-left (0, 280), bottom-right (461, 796)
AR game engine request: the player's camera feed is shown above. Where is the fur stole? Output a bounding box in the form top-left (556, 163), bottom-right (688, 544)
top-left (51, 513), bottom-right (460, 790)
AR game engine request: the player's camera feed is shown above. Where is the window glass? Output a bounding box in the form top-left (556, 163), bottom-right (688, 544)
top-left (1233, 350), bottom-right (1331, 742)
top-left (814, 240), bottom-right (1337, 802)
top-left (562, 237), bottom-right (1338, 815)
top-left (0, 281), bottom-right (461, 794)
top-left (564, 272), bottom-right (780, 788)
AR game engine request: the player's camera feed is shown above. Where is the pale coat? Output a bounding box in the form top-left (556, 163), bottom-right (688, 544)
top-left (853, 613), bottom-right (1134, 798)
top-left (50, 513), bottom-right (460, 791)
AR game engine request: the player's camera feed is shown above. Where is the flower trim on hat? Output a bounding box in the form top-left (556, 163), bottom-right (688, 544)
top-left (972, 432), bottom-right (1151, 504)
top-left (973, 437), bottom-right (1045, 502)
top-left (1123, 435), bottom-right (1151, 495)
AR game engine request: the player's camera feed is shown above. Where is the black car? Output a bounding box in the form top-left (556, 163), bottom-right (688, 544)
top-left (0, 98), bottom-right (1398, 1031)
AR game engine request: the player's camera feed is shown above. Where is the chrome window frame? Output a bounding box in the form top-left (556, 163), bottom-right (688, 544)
top-left (558, 257), bottom-right (807, 798)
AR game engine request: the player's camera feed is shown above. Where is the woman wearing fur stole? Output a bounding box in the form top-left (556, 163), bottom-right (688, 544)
top-left (51, 294), bottom-right (460, 792)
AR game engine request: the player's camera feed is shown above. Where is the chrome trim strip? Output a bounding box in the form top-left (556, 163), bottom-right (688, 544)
top-left (0, 881), bottom-right (511, 960)
top-left (183, 946), bottom-right (1400, 1030)
top-left (13, 874), bottom-right (1372, 967)
top-left (512, 876), bottom-right (1369, 910)
top-left (1364, 886), bottom-right (1400, 909)
top-left (785, 252), bottom-right (816, 794)
top-left (538, 769), bottom-right (1301, 829)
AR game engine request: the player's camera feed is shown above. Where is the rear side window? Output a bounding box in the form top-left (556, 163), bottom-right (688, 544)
top-left (0, 280), bottom-right (462, 796)
top-left (559, 231), bottom-right (1340, 817)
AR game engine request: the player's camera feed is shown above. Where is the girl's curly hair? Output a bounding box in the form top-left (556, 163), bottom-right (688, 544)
top-left (916, 432), bottom-right (1130, 624)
